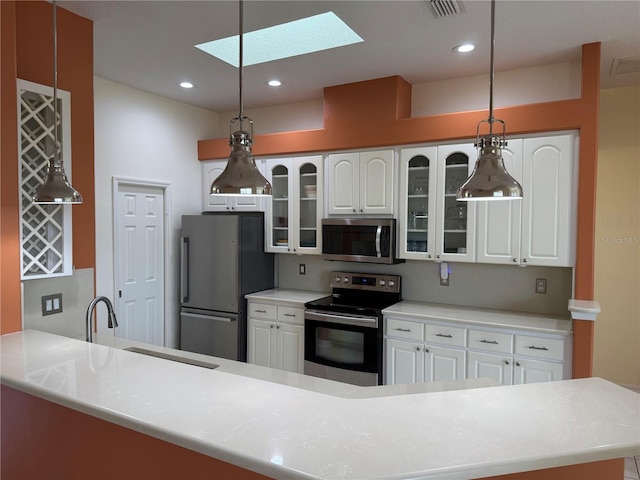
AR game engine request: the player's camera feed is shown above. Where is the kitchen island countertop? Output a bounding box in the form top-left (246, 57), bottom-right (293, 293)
top-left (1, 330), bottom-right (638, 480)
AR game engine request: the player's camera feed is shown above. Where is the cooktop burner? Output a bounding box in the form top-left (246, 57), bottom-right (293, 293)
top-left (305, 272), bottom-right (401, 316)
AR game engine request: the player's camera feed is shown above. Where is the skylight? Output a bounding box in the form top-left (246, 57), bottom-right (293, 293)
top-left (195, 11), bottom-right (363, 67)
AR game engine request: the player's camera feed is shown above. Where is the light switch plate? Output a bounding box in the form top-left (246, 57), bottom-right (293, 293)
top-left (42, 293), bottom-right (63, 316)
top-left (299, 263), bottom-right (306, 275)
top-left (439, 262), bottom-right (449, 286)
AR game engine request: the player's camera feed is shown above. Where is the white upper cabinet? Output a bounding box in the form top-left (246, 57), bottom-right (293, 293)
top-left (327, 149), bottom-right (394, 215)
top-left (476, 133), bottom-right (577, 266)
top-left (521, 134), bottom-right (576, 266)
top-left (398, 146), bottom-right (438, 260)
top-left (201, 160), bottom-right (264, 212)
top-left (265, 155), bottom-right (323, 255)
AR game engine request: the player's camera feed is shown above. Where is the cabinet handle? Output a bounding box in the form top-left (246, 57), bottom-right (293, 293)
top-left (505, 360), bottom-right (510, 365)
top-left (516, 362), bottom-right (521, 367)
top-left (480, 339), bottom-right (499, 345)
top-left (415, 346), bottom-right (420, 351)
top-left (276, 325), bottom-right (280, 329)
top-left (425, 347), bottom-right (429, 353)
top-left (527, 345), bottom-right (549, 351)
top-left (353, 209), bottom-right (356, 213)
top-left (512, 258), bottom-right (518, 263)
top-left (284, 313), bottom-right (296, 317)
top-left (436, 254), bottom-right (441, 259)
top-left (255, 309), bottom-right (267, 313)
top-left (435, 333), bottom-right (453, 338)
top-left (270, 324), bottom-right (274, 329)
top-left (427, 254), bottom-right (432, 259)
top-left (523, 258), bottom-right (528, 263)
top-left (395, 327), bottom-right (412, 332)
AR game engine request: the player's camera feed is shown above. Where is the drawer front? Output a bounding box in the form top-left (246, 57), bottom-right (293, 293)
top-left (515, 335), bottom-right (564, 361)
top-left (249, 302), bottom-right (276, 321)
top-left (386, 318), bottom-right (424, 341)
top-left (425, 324), bottom-right (466, 347)
top-left (468, 329), bottom-right (513, 354)
top-left (277, 306), bottom-right (304, 325)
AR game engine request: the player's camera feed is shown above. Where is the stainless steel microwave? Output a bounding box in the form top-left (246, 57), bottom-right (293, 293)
top-left (321, 218), bottom-right (402, 264)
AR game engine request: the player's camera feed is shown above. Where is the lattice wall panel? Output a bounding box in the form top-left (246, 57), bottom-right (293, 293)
top-left (18, 85), bottom-right (71, 278)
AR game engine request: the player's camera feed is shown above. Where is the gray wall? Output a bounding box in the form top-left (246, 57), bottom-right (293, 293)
top-left (277, 255), bottom-right (572, 317)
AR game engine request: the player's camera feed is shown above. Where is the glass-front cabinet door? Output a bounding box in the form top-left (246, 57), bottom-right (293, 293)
top-left (435, 143), bottom-right (477, 263)
top-left (398, 146), bottom-right (438, 260)
top-left (265, 156), bottom-right (323, 254)
top-left (266, 159), bottom-right (291, 252)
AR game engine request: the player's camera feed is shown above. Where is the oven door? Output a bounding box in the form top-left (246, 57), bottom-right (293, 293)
top-left (304, 310), bottom-right (381, 386)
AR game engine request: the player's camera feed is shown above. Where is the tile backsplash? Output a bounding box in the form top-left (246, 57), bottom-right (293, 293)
top-left (22, 268), bottom-right (95, 339)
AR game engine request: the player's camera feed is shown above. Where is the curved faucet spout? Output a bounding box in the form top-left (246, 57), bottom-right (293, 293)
top-left (85, 296), bottom-right (118, 343)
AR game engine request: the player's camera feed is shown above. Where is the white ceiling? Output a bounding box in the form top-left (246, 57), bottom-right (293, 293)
top-left (59, 0), bottom-right (640, 113)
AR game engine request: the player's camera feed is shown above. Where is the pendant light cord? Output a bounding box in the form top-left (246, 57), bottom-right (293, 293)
top-left (238, 0), bottom-right (244, 131)
top-left (488, 0), bottom-right (495, 135)
top-left (52, 0), bottom-right (60, 166)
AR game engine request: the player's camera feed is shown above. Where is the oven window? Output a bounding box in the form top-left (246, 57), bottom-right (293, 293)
top-left (315, 326), bottom-right (364, 365)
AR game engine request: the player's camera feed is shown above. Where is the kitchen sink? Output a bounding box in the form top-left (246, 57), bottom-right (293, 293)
top-left (123, 346), bottom-right (219, 370)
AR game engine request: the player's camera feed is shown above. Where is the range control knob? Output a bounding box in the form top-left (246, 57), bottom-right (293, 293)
top-left (379, 280), bottom-right (386, 286)
top-left (334, 276), bottom-right (341, 283)
top-left (343, 276), bottom-right (350, 283)
top-left (389, 280), bottom-right (396, 287)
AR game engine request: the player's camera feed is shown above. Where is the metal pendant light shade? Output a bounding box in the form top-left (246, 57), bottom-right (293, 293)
top-left (33, 0), bottom-right (83, 205)
top-left (211, 0), bottom-right (271, 196)
top-left (457, 0), bottom-right (522, 202)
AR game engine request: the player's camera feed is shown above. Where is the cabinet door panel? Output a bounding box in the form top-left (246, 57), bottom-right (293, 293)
top-left (425, 345), bottom-right (465, 382)
top-left (513, 358), bottom-right (563, 384)
top-left (360, 150), bottom-right (393, 214)
top-left (522, 134), bottom-right (575, 266)
top-left (265, 159), bottom-right (293, 253)
top-left (476, 141), bottom-right (523, 264)
top-left (385, 339), bottom-right (421, 385)
top-left (202, 161), bottom-right (228, 211)
top-left (467, 351), bottom-right (513, 385)
top-left (328, 153), bottom-right (359, 214)
top-left (248, 319), bottom-right (275, 368)
top-left (278, 323), bottom-right (304, 373)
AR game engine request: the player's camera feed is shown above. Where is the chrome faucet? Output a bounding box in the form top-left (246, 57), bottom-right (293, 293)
top-left (85, 296), bottom-right (118, 342)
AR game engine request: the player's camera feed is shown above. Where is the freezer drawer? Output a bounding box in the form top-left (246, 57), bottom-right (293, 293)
top-left (180, 310), bottom-right (239, 360)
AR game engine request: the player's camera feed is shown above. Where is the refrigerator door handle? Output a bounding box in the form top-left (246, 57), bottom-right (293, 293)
top-left (180, 236), bottom-right (189, 303)
top-left (181, 312), bottom-right (236, 322)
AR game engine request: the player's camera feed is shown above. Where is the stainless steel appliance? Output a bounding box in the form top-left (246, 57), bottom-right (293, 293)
top-left (180, 213), bottom-right (274, 361)
top-left (321, 218), bottom-right (402, 264)
top-left (304, 272), bottom-right (401, 386)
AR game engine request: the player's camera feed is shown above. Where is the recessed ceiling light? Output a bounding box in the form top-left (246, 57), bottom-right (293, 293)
top-left (454, 43), bottom-right (475, 53)
top-left (195, 11), bottom-right (363, 67)
top-left (179, 81), bottom-right (195, 89)
top-left (267, 80), bottom-right (282, 87)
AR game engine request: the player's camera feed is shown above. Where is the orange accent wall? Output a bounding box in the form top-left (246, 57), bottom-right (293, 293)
top-left (1, 1), bottom-right (22, 334)
top-left (199, 44), bottom-right (601, 379)
top-left (0, 1), bottom-right (95, 335)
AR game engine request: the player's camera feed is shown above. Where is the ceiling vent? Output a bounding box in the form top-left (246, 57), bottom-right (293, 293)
top-left (427, 0), bottom-right (465, 18)
top-left (610, 55), bottom-right (640, 76)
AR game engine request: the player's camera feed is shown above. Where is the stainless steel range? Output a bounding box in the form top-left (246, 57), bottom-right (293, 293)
top-left (304, 272), bottom-right (401, 386)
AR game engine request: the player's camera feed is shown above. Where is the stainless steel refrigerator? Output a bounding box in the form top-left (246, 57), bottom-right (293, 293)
top-left (179, 213), bottom-right (274, 361)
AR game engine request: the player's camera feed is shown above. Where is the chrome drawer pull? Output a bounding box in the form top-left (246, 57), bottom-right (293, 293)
top-left (255, 309), bottom-right (267, 313)
top-left (435, 333), bottom-right (453, 338)
top-left (284, 313), bottom-right (296, 317)
top-left (395, 327), bottom-right (412, 332)
top-left (528, 345), bottom-right (549, 351)
top-left (480, 339), bottom-right (499, 345)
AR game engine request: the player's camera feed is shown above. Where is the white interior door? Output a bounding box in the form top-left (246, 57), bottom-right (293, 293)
top-left (115, 183), bottom-right (165, 345)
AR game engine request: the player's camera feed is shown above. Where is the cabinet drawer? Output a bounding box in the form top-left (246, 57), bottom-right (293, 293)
top-left (386, 318), bottom-right (424, 341)
top-left (277, 306), bottom-right (304, 325)
top-left (249, 303), bottom-right (276, 320)
top-left (515, 335), bottom-right (564, 361)
top-left (425, 324), bottom-right (466, 347)
top-left (468, 329), bottom-right (513, 354)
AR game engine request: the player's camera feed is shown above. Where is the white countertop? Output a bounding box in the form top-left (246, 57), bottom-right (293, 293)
top-left (245, 289), bottom-right (328, 307)
top-left (383, 301), bottom-right (573, 335)
top-left (2, 330), bottom-right (638, 480)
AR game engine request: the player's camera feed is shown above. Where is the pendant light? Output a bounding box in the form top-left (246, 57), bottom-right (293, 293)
top-left (211, 0), bottom-right (272, 196)
top-left (33, 0), bottom-right (83, 205)
top-left (457, 0), bottom-right (523, 201)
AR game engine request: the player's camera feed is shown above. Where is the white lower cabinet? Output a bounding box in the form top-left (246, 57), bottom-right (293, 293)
top-left (247, 302), bottom-right (304, 373)
top-left (384, 312), bottom-right (571, 386)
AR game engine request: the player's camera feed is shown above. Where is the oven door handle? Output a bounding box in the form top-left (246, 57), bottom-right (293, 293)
top-left (305, 310), bottom-right (378, 328)
top-left (375, 225), bottom-right (382, 258)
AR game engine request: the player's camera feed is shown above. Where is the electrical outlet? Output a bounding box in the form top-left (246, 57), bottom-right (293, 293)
top-left (41, 293), bottom-right (63, 316)
top-left (299, 263), bottom-right (306, 275)
top-left (535, 278), bottom-right (547, 294)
